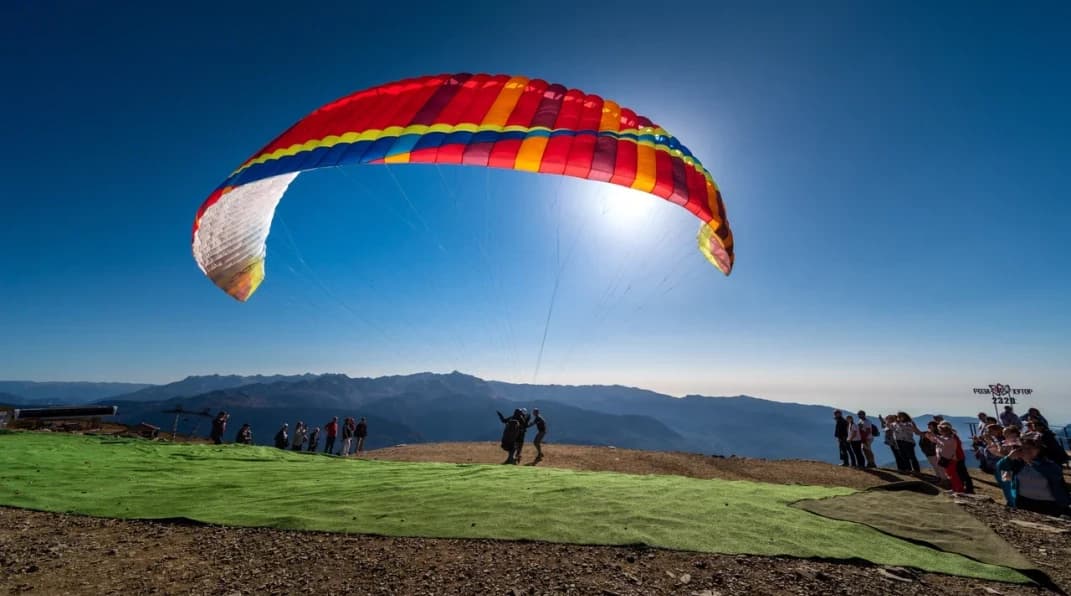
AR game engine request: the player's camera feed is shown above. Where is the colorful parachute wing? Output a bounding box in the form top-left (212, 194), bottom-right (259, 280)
top-left (192, 74), bottom-right (734, 301)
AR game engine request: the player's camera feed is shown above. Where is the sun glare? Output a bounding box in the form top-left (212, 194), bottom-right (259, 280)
top-left (595, 184), bottom-right (660, 233)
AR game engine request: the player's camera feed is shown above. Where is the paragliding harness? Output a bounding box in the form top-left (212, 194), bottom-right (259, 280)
top-left (501, 417), bottom-right (521, 451)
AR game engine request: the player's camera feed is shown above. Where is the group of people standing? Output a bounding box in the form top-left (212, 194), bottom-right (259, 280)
top-left (275, 416), bottom-right (368, 456)
top-left (207, 411), bottom-right (368, 456)
top-left (832, 410), bottom-right (882, 469)
top-left (972, 407), bottom-right (1069, 517)
top-left (833, 406), bottom-right (1069, 516)
top-left (497, 407), bottom-right (547, 464)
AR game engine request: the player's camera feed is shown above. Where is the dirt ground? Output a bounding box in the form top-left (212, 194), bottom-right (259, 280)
top-left (368, 441), bottom-right (1013, 497)
top-left (2, 440), bottom-right (1069, 595)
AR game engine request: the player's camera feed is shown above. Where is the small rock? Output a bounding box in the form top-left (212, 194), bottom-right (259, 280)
top-left (666, 571), bottom-right (677, 579)
top-left (679, 573), bottom-right (692, 584)
top-left (877, 568), bottom-right (914, 583)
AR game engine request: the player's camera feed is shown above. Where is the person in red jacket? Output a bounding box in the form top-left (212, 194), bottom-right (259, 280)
top-left (324, 416), bottom-right (339, 454)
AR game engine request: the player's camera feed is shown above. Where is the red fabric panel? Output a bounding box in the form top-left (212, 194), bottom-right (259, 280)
top-left (360, 78), bottom-right (424, 132)
top-left (504, 79), bottom-right (548, 126)
top-left (666, 156), bottom-right (690, 206)
top-left (433, 74), bottom-right (489, 125)
top-left (652, 150), bottom-right (676, 199)
top-left (609, 139), bottom-right (638, 188)
top-left (684, 163), bottom-right (713, 220)
top-left (392, 77), bottom-right (449, 127)
top-left (563, 94), bottom-right (603, 178)
top-left (408, 147), bottom-right (440, 163)
top-left (410, 73), bottom-right (471, 126)
top-left (539, 88), bottom-right (584, 175)
top-left (430, 74), bottom-right (488, 164)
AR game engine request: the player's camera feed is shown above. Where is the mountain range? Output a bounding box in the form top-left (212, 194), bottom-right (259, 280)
top-left (1, 372), bottom-right (1062, 464)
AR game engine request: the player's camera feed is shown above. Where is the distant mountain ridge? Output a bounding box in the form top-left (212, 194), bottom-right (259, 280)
top-left (0, 381), bottom-right (152, 405)
top-left (108, 374), bottom-right (323, 403)
top-left (110, 372), bottom-right (687, 453)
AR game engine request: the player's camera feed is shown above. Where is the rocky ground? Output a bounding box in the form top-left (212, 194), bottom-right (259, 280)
top-left (2, 440), bottom-right (1069, 595)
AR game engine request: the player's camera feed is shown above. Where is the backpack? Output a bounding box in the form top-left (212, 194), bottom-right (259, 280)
top-left (871, 423), bottom-right (880, 438)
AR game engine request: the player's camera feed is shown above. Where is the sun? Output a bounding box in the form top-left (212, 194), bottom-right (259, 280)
top-left (596, 184), bottom-right (659, 232)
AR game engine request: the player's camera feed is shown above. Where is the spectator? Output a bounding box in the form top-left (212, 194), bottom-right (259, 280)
top-left (307, 427), bottom-right (320, 452)
top-left (1000, 406), bottom-right (1022, 429)
top-left (1023, 407), bottom-right (1049, 429)
top-left (917, 421), bottom-right (965, 493)
top-left (952, 425), bottom-right (975, 494)
top-left (846, 414), bottom-right (864, 469)
top-left (892, 412), bottom-right (921, 474)
top-left (210, 411), bottom-right (229, 445)
top-left (979, 424), bottom-right (1007, 473)
top-left (918, 420), bottom-right (947, 487)
top-left (235, 423), bottom-right (253, 445)
top-left (881, 414), bottom-right (902, 471)
top-left (340, 417), bottom-right (355, 456)
top-left (1002, 425), bottom-right (1023, 451)
top-left (291, 421), bottom-right (307, 451)
top-left (355, 417), bottom-right (368, 456)
top-left (833, 410), bottom-right (850, 467)
top-left (1023, 420), bottom-right (1042, 442)
top-left (324, 416), bottom-right (339, 454)
top-left (996, 438), bottom-right (1070, 516)
top-left (1032, 421), bottom-right (1070, 467)
top-left (274, 423), bottom-right (289, 449)
top-left (857, 411), bottom-right (877, 468)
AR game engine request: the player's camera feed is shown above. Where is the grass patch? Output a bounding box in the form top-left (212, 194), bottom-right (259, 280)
top-left (0, 432), bottom-right (1026, 583)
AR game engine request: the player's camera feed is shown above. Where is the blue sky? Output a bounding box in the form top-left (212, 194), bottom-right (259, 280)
top-left (2, 1), bottom-right (1068, 420)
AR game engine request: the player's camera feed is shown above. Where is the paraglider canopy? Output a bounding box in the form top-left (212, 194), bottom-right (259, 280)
top-left (192, 73), bottom-right (734, 301)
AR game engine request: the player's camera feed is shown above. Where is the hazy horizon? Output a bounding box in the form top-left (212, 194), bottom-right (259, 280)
top-left (4, 368), bottom-right (1066, 422)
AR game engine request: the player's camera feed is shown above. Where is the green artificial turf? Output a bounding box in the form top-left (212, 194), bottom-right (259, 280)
top-left (0, 431), bottom-right (1026, 583)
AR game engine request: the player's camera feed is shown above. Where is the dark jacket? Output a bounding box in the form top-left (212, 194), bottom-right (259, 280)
top-left (356, 421), bottom-right (367, 438)
top-left (532, 415), bottom-right (546, 433)
top-left (1039, 430), bottom-right (1069, 465)
top-left (834, 417), bottom-right (848, 440)
top-left (211, 416), bottom-right (227, 439)
top-left (918, 435), bottom-right (937, 457)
